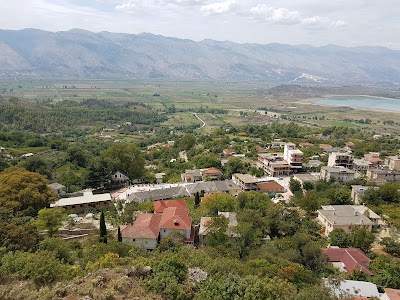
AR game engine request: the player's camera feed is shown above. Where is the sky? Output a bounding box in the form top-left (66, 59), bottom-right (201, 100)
top-left (0, 0), bottom-right (399, 49)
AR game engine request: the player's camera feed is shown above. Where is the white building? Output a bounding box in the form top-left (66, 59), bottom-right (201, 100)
top-left (283, 143), bottom-right (303, 171)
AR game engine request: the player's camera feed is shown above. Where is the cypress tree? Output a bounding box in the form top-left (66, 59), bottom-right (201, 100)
top-left (194, 191), bottom-right (201, 208)
top-left (117, 226), bottom-right (122, 243)
top-left (99, 210), bottom-right (107, 244)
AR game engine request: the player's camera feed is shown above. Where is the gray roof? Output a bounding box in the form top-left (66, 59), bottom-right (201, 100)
top-left (128, 186), bottom-right (190, 203)
top-left (322, 166), bottom-right (355, 174)
top-left (351, 185), bottom-right (376, 197)
top-left (369, 168), bottom-right (400, 175)
top-left (318, 205), bottom-right (374, 226)
top-left (294, 173), bottom-right (320, 183)
top-left (186, 180), bottom-right (240, 195)
top-left (233, 173), bottom-right (259, 184)
top-left (325, 279), bottom-right (380, 298)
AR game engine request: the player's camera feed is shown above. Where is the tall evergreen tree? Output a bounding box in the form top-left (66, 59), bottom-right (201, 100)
top-left (99, 210), bottom-right (107, 244)
top-left (194, 191), bottom-right (201, 208)
top-left (117, 226), bottom-right (122, 243)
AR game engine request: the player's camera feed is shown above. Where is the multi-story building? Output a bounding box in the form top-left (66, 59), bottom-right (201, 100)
top-left (320, 166), bottom-right (355, 182)
top-left (328, 151), bottom-right (354, 169)
top-left (258, 153), bottom-right (291, 177)
top-left (232, 173), bottom-right (259, 191)
top-left (283, 143), bottom-right (303, 172)
top-left (385, 155), bottom-right (400, 171)
top-left (367, 168), bottom-right (400, 182)
top-left (317, 205), bottom-right (378, 236)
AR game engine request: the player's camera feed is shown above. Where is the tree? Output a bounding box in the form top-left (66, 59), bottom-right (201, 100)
top-left (329, 229), bottom-right (350, 248)
top-left (302, 181), bottom-right (314, 191)
top-left (67, 146), bottom-right (87, 167)
top-left (349, 228), bottom-right (374, 252)
top-left (202, 193), bottom-right (237, 215)
top-left (237, 191), bottom-right (270, 213)
top-left (99, 210), bottom-right (107, 244)
top-left (289, 177), bottom-right (302, 193)
top-left (102, 143), bottom-right (145, 180)
top-left (381, 237), bottom-right (400, 256)
top-left (176, 134), bottom-right (196, 151)
top-left (234, 222), bottom-right (262, 259)
top-left (194, 191), bottom-right (201, 208)
top-left (20, 156), bottom-right (51, 178)
top-left (33, 208), bottom-right (66, 236)
top-left (85, 157), bottom-right (111, 189)
top-left (0, 167), bottom-right (58, 219)
top-left (117, 226), bottom-right (122, 243)
top-left (224, 157), bottom-right (247, 177)
top-left (329, 188), bottom-right (352, 205)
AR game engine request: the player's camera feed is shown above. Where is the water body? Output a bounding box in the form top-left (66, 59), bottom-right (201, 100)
top-left (316, 96), bottom-right (400, 112)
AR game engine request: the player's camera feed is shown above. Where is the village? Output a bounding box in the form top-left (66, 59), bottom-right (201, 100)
top-left (37, 137), bottom-right (400, 299)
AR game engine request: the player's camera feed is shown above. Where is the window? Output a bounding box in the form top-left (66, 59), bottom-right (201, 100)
top-left (132, 239), bottom-right (135, 242)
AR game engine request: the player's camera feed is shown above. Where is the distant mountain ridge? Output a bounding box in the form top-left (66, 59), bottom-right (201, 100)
top-left (0, 28), bottom-right (400, 84)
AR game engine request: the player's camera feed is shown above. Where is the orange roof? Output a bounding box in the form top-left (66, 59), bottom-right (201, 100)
top-left (120, 214), bottom-right (161, 239)
top-left (319, 144), bottom-right (333, 149)
top-left (257, 181), bottom-right (285, 192)
top-left (223, 149), bottom-right (236, 155)
top-left (385, 288), bottom-right (400, 300)
top-left (154, 199), bottom-right (188, 214)
top-left (202, 167), bottom-right (223, 176)
top-left (300, 142), bottom-right (315, 147)
top-left (159, 207), bottom-right (192, 230)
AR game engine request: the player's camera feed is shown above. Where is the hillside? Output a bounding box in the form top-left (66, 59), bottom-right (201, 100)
top-left (0, 28), bottom-right (400, 84)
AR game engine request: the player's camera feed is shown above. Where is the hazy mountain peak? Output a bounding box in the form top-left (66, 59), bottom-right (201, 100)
top-left (0, 28), bottom-right (399, 84)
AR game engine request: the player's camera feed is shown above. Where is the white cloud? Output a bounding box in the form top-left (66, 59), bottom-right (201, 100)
top-left (200, 0), bottom-right (238, 15)
top-left (249, 4), bottom-right (346, 28)
top-left (250, 5), bottom-right (300, 24)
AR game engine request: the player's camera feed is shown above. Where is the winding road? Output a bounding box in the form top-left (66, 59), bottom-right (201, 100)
top-left (193, 113), bottom-right (206, 128)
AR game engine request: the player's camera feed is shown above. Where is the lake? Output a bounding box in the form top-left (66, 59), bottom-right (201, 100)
top-left (316, 96), bottom-right (400, 112)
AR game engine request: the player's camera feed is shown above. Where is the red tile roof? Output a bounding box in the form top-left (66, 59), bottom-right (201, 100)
top-left (159, 207), bottom-right (192, 230)
top-left (202, 167), bottom-right (223, 176)
top-left (321, 248), bottom-right (373, 276)
top-left (154, 199), bottom-right (188, 214)
top-left (257, 181), bottom-right (285, 193)
top-left (385, 288), bottom-right (400, 300)
top-left (120, 214), bottom-right (161, 239)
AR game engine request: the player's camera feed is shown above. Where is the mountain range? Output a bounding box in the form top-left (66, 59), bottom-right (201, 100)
top-left (0, 28), bottom-right (400, 84)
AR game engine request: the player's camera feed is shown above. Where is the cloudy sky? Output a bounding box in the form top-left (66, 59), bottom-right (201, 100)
top-left (0, 0), bottom-right (399, 48)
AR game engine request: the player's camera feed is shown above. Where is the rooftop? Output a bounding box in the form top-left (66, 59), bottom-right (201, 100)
top-left (325, 280), bottom-right (380, 299)
top-left (50, 191), bottom-right (111, 207)
top-left (233, 173), bottom-right (259, 184)
top-left (154, 199), bottom-right (188, 214)
top-left (120, 214), bottom-right (161, 239)
top-left (257, 181), bottom-right (285, 192)
top-left (321, 248), bottom-right (373, 275)
top-left (318, 205), bottom-right (375, 226)
top-left (322, 166), bottom-right (355, 174)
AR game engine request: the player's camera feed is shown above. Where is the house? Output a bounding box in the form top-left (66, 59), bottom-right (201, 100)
top-left (128, 186), bottom-right (190, 203)
top-left (300, 142), bottom-right (315, 148)
top-left (50, 191), bottom-right (112, 213)
top-left (232, 173), bottom-right (259, 191)
top-left (384, 155), bottom-right (400, 171)
top-left (366, 168), bottom-right (400, 182)
top-left (199, 212), bottom-right (238, 245)
top-left (201, 167), bottom-right (223, 181)
top-left (353, 159), bottom-right (372, 172)
top-left (258, 153), bottom-right (291, 177)
top-left (364, 152), bottom-right (383, 167)
top-left (293, 173), bottom-right (320, 185)
top-left (320, 166), bottom-right (355, 182)
top-left (120, 200), bottom-right (194, 250)
top-left (0, 146), bottom-right (5, 154)
top-left (154, 199), bottom-right (188, 214)
top-left (317, 205), bottom-right (378, 235)
top-left (325, 280), bottom-right (382, 299)
top-left (223, 149), bottom-right (236, 156)
top-left (155, 173), bottom-right (166, 184)
top-left (283, 143), bottom-right (303, 172)
top-left (270, 140), bottom-right (286, 149)
top-left (119, 214), bottom-right (161, 250)
top-left (328, 151), bottom-right (354, 169)
top-left (186, 180), bottom-right (241, 198)
top-left (351, 185), bottom-right (378, 205)
top-left (303, 159), bottom-right (322, 170)
top-left (20, 153), bottom-right (34, 159)
top-left (383, 288), bottom-right (400, 300)
top-left (182, 169), bottom-right (203, 182)
top-left (257, 181), bottom-right (285, 194)
top-left (47, 183), bottom-right (66, 196)
top-left (319, 144), bottom-right (333, 151)
top-left (321, 248), bottom-right (373, 275)
top-left (111, 171), bottom-right (130, 185)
